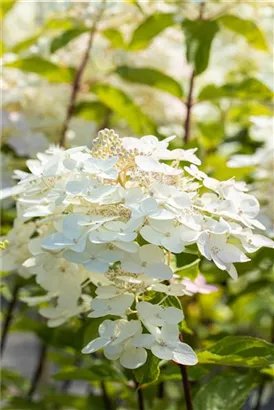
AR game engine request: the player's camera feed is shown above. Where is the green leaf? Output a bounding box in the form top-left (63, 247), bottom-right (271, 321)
top-left (218, 14), bottom-right (268, 51)
top-left (74, 101), bottom-right (108, 123)
top-left (3, 397), bottom-right (47, 410)
top-left (193, 371), bottom-right (260, 410)
top-left (116, 66), bottom-right (183, 98)
top-left (182, 19), bottom-right (219, 75)
top-left (50, 27), bottom-right (88, 53)
top-left (54, 363), bottom-right (125, 383)
top-left (133, 351), bottom-right (160, 386)
top-left (1, 0), bottom-right (17, 19)
top-left (159, 363), bottom-right (208, 382)
top-left (198, 336), bottom-right (274, 368)
top-left (5, 57), bottom-right (75, 83)
top-left (129, 13), bottom-right (175, 51)
top-left (199, 78), bottom-right (273, 101)
top-left (102, 28), bottom-right (127, 49)
top-left (11, 32), bottom-right (43, 53)
top-left (92, 84), bottom-right (156, 134)
top-left (175, 258), bottom-right (200, 280)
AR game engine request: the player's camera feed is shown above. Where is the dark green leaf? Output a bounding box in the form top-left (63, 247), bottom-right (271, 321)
top-left (218, 14), bottom-right (268, 51)
top-left (74, 101), bottom-right (108, 123)
top-left (54, 363), bottom-right (125, 383)
top-left (182, 20), bottom-right (219, 75)
top-left (3, 397), bottom-right (47, 410)
top-left (133, 351), bottom-right (160, 386)
top-left (199, 78), bottom-right (273, 101)
top-left (102, 28), bottom-right (127, 49)
top-left (116, 66), bottom-right (183, 98)
top-left (5, 57), bottom-right (75, 83)
top-left (129, 13), bottom-right (175, 51)
top-left (92, 84), bottom-right (156, 134)
top-left (198, 336), bottom-right (274, 368)
top-left (50, 28), bottom-right (88, 53)
top-left (193, 371), bottom-right (260, 410)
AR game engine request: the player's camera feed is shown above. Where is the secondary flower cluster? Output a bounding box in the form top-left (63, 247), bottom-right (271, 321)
top-left (1, 129), bottom-right (273, 369)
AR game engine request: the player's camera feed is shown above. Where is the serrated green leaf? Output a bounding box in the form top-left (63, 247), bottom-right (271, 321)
top-left (198, 336), bottom-right (274, 368)
top-left (102, 28), bottom-right (127, 49)
top-left (92, 84), bottom-right (156, 134)
top-left (199, 78), bottom-right (273, 101)
top-left (5, 57), bottom-right (75, 83)
top-left (182, 19), bottom-right (219, 75)
top-left (193, 371), bottom-right (260, 410)
top-left (54, 363), bottom-right (125, 383)
top-left (218, 14), bottom-right (268, 51)
top-left (50, 27), bottom-right (88, 53)
top-left (74, 101), bottom-right (108, 122)
top-left (133, 351), bottom-right (160, 386)
top-left (116, 66), bottom-right (183, 98)
top-left (129, 13), bottom-right (175, 51)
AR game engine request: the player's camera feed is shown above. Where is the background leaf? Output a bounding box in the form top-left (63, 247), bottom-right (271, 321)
top-left (198, 336), bottom-right (274, 367)
top-left (92, 84), bottom-right (156, 134)
top-left (182, 19), bottom-right (219, 75)
top-left (218, 14), bottom-right (269, 51)
top-left (129, 13), bottom-right (175, 50)
top-left (102, 28), bottom-right (127, 49)
top-left (193, 371), bottom-right (260, 410)
top-left (5, 57), bottom-right (75, 83)
top-left (50, 27), bottom-right (88, 53)
top-left (116, 66), bottom-right (183, 98)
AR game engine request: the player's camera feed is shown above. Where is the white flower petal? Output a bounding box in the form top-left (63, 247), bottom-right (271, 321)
top-left (120, 346), bottom-right (147, 369)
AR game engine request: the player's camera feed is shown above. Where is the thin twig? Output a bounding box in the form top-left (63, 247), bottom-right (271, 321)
top-left (179, 364), bottom-right (193, 410)
top-left (136, 383), bottom-right (145, 410)
top-left (183, 1), bottom-right (205, 144)
top-left (60, 1), bottom-right (106, 147)
top-left (27, 343), bottom-right (48, 399)
top-left (183, 69), bottom-right (195, 144)
top-left (0, 279), bottom-right (20, 356)
top-left (101, 381), bottom-right (112, 410)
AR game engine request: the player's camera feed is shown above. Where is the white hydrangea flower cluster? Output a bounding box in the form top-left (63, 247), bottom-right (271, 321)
top-left (1, 129), bottom-right (273, 369)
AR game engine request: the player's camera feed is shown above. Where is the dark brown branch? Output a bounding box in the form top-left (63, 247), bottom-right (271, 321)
top-left (136, 383), bottom-right (145, 410)
top-left (179, 364), bottom-right (193, 410)
top-left (101, 381), bottom-right (112, 410)
top-left (183, 69), bottom-right (195, 144)
top-left (27, 343), bottom-right (48, 399)
top-left (59, 1), bottom-right (106, 147)
top-left (0, 279), bottom-right (20, 356)
top-left (253, 383), bottom-right (265, 410)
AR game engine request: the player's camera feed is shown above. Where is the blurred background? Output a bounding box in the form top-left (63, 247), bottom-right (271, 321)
top-left (1, 0), bottom-right (273, 409)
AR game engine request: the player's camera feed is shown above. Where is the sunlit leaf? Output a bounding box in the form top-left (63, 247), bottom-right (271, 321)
top-left (129, 13), bottom-right (175, 50)
top-left (182, 19), bottom-right (219, 75)
top-left (193, 371), bottom-right (260, 410)
top-left (198, 336), bottom-right (274, 367)
top-left (116, 66), bottom-right (183, 98)
top-left (92, 84), bottom-right (156, 134)
top-left (102, 28), bottom-right (127, 49)
top-left (1, 0), bottom-right (17, 19)
top-left (5, 57), bottom-right (75, 83)
top-left (218, 14), bottom-right (269, 51)
top-left (74, 101), bottom-right (108, 123)
top-left (199, 78), bottom-right (273, 101)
